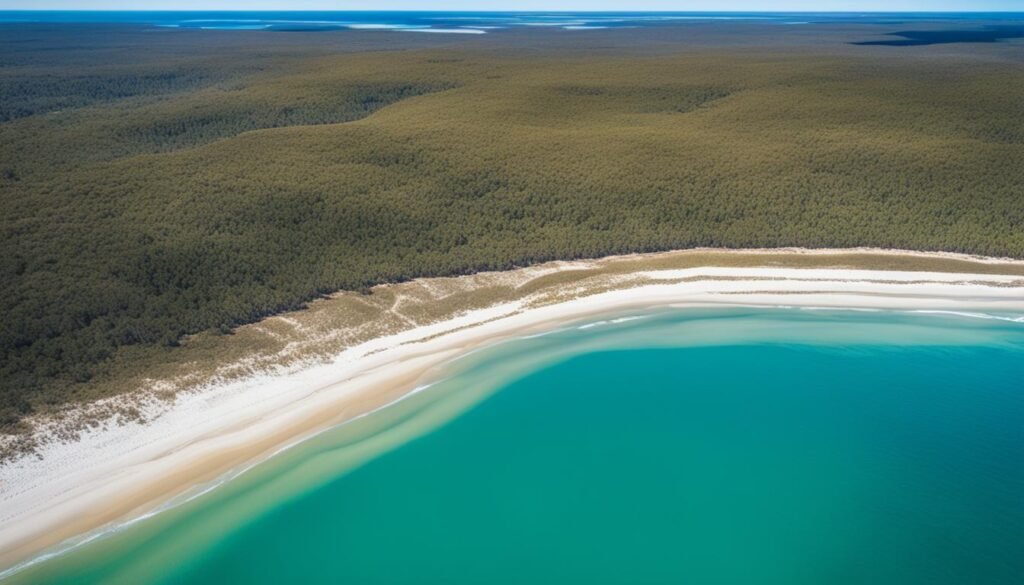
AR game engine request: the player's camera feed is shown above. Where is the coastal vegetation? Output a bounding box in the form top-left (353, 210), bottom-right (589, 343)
top-left (2, 23), bottom-right (1023, 431)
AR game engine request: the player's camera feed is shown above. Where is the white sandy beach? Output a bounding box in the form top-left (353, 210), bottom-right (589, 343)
top-left (2, 248), bottom-right (1023, 575)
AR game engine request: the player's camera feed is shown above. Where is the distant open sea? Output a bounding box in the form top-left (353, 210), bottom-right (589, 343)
top-left (0, 11), bottom-right (1021, 33)
top-left (8, 308), bottom-right (1024, 584)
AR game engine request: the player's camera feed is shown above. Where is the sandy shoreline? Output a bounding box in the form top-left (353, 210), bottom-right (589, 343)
top-left (2, 248), bottom-right (1024, 575)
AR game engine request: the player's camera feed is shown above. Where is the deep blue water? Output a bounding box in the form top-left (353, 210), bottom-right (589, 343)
top-left (1, 11), bottom-right (1022, 33)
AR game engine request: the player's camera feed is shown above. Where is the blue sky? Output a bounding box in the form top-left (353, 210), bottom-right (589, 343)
top-left (2, 1), bottom-right (1021, 11)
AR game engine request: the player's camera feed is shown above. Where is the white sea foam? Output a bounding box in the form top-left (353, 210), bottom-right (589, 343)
top-left (518, 327), bottom-right (572, 340)
top-left (798, 306), bottom-right (883, 313)
top-left (522, 22), bottom-right (587, 27)
top-left (911, 310), bottom-right (1024, 324)
top-left (346, 23), bottom-right (428, 30)
top-left (428, 16), bottom-right (509, 21)
top-left (263, 20), bottom-right (353, 25)
top-left (199, 25), bottom-right (270, 30)
top-left (654, 16), bottom-right (776, 20)
top-left (401, 28), bottom-right (487, 35)
top-left (181, 19), bottom-right (264, 23)
top-left (577, 315), bottom-right (648, 330)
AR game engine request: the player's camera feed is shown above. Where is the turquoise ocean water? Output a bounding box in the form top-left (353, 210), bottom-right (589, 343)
top-left (8, 308), bottom-right (1024, 584)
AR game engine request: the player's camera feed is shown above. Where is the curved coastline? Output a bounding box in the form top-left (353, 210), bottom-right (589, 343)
top-left (2, 247), bottom-right (1024, 576)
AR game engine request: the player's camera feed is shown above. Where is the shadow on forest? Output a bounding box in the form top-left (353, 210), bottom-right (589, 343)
top-left (853, 26), bottom-right (1024, 46)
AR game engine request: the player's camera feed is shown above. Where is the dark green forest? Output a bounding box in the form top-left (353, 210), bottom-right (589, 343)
top-left (2, 22), bottom-right (1023, 430)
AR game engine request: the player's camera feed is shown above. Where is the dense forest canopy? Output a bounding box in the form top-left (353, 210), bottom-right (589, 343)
top-left (1, 21), bottom-right (1023, 430)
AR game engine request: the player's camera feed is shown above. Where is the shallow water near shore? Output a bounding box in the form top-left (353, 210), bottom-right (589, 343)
top-left (9, 308), bottom-right (1024, 584)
